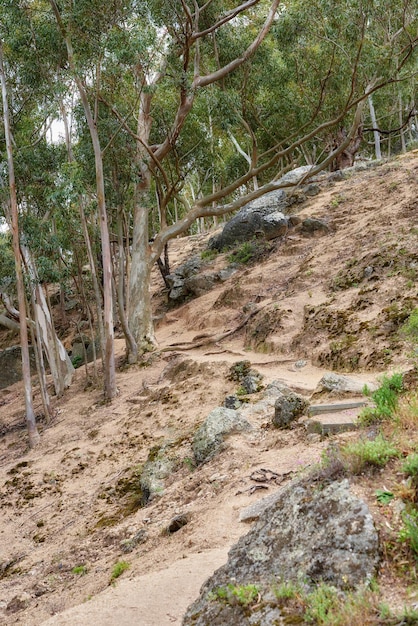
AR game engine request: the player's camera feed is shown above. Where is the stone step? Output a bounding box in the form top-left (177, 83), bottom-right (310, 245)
top-left (308, 399), bottom-right (367, 416)
top-left (305, 405), bottom-right (365, 435)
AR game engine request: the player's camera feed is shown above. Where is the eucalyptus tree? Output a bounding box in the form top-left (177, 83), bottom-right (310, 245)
top-left (102, 0), bottom-right (417, 363)
top-left (0, 2), bottom-right (75, 404)
top-left (0, 38), bottom-right (40, 447)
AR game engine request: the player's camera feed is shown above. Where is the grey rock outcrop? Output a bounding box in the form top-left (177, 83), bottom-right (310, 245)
top-left (315, 372), bottom-right (377, 396)
top-left (208, 197), bottom-right (289, 251)
top-left (140, 448), bottom-right (176, 504)
top-left (183, 479), bottom-right (379, 626)
top-left (300, 217), bottom-right (330, 234)
top-left (192, 407), bottom-right (252, 465)
top-left (208, 166), bottom-right (316, 251)
top-left (165, 256), bottom-right (203, 301)
top-left (273, 388), bottom-right (309, 428)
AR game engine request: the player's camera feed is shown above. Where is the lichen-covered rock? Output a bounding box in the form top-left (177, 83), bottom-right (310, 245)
top-left (183, 479), bottom-right (379, 625)
top-left (165, 256), bottom-right (202, 301)
top-left (300, 217), bottom-right (330, 234)
top-left (140, 448), bottom-right (176, 503)
top-left (316, 372), bottom-right (377, 395)
top-left (192, 408), bottom-right (252, 465)
top-left (273, 388), bottom-right (309, 428)
top-left (208, 166), bottom-right (316, 251)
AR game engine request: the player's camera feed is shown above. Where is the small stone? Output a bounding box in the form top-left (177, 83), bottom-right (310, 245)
top-left (120, 529), bottom-right (147, 553)
top-left (167, 514), bottom-right (189, 534)
top-left (306, 433), bottom-right (321, 443)
top-left (224, 395), bottom-right (241, 409)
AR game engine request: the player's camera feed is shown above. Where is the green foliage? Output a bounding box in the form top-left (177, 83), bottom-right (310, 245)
top-left (228, 239), bottom-right (269, 265)
top-left (201, 249), bottom-right (218, 261)
top-left (228, 241), bottom-right (258, 265)
top-left (273, 580), bottom-right (300, 600)
top-left (72, 565), bottom-right (87, 575)
top-left (110, 560), bottom-right (130, 581)
top-left (71, 355), bottom-right (84, 369)
top-left (375, 489), bottom-right (394, 505)
top-left (359, 373), bottom-right (403, 425)
top-left (210, 583), bottom-right (260, 607)
top-left (305, 583), bottom-right (340, 623)
top-left (402, 453), bottom-right (418, 480)
top-left (341, 435), bottom-right (399, 474)
top-left (401, 308), bottom-right (418, 357)
top-left (0, 233), bottom-right (15, 292)
top-left (399, 509), bottom-right (418, 556)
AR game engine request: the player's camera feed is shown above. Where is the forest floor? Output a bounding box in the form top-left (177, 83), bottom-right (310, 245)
top-left (0, 152), bottom-right (417, 625)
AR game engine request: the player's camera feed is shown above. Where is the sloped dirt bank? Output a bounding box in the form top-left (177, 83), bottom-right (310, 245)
top-left (0, 153), bottom-right (417, 625)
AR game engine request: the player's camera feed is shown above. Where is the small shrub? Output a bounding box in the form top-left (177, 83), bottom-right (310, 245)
top-left (228, 241), bottom-right (257, 264)
top-left (228, 240), bottom-right (272, 265)
top-left (201, 249), bottom-right (218, 261)
top-left (210, 583), bottom-right (260, 607)
top-left (71, 355), bottom-right (83, 369)
top-left (402, 453), bottom-right (418, 479)
top-left (305, 583), bottom-right (339, 623)
top-left (359, 373), bottom-right (403, 425)
top-left (111, 560), bottom-right (130, 581)
top-left (341, 435), bottom-right (399, 474)
top-left (399, 508), bottom-right (418, 556)
top-left (273, 580), bottom-right (300, 600)
top-left (401, 307), bottom-right (418, 347)
top-left (375, 489), bottom-right (394, 505)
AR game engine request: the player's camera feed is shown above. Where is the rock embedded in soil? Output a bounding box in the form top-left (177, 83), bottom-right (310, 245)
top-left (166, 513), bottom-right (190, 534)
top-left (192, 407), bottom-right (252, 466)
top-left (272, 388), bottom-right (309, 428)
top-left (314, 372), bottom-right (377, 396)
top-left (140, 448), bottom-right (176, 503)
top-left (184, 479), bottom-right (379, 626)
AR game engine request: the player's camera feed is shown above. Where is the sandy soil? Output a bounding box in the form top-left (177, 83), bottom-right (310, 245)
top-left (0, 153), bottom-right (417, 626)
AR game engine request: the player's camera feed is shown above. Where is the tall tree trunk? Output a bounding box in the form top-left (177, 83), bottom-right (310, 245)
top-left (22, 248), bottom-right (74, 396)
top-left (0, 39), bottom-right (39, 447)
top-left (368, 95), bottom-right (382, 160)
top-left (128, 198), bottom-right (155, 363)
top-left (28, 293), bottom-right (52, 423)
top-left (399, 93), bottom-right (407, 153)
top-left (50, 1), bottom-right (116, 399)
top-left (115, 207), bottom-right (137, 359)
top-left (127, 93), bottom-right (156, 362)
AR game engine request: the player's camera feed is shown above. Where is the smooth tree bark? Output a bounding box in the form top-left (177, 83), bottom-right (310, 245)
top-left (22, 247), bottom-right (74, 397)
top-left (0, 39), bottom-right (40, 447)
top-left (368, 96), bottom-right (382, 159)
top-left (50, 0), bottom-right (116, 399)
top-left (0, 313), bottom-right (20, 332)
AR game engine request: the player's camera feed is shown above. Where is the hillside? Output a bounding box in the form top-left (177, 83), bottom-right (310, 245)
top-left (0, 152), bottom-right (417, 625)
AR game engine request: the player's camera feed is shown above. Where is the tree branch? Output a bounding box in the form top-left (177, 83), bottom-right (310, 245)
top-left (191, 0), bottom-right (260, 41)
top-left (195, 0), bottom-right (280, 88)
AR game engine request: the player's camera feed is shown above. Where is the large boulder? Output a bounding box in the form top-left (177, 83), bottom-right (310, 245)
top-left (183, 479), bottom-right (379, 626)
top-left (208, 194), bottom-right (289, 251)
top-left (208, 166), bottom-right (315, 250)
top-left (192, 407), bottom-right (252, 466)
top-left (273, 387), bottom-right (309, 428)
